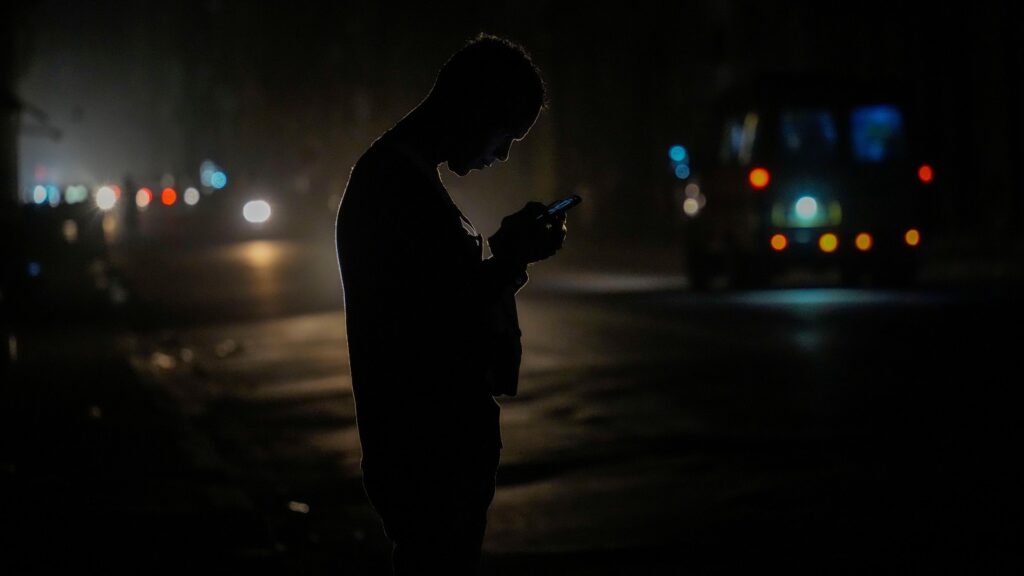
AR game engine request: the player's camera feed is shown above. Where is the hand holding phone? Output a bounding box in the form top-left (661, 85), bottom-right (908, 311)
top-left (490, 197), bottom-right (578, 266)
top-left (535, 194), bottom-right (583, 221)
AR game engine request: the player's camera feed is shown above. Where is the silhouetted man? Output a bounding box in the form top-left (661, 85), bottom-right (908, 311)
top-left (335, 35), bottom-right (566, 575)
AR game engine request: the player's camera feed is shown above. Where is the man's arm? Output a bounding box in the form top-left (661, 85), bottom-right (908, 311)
top-left (478, 253), bottom-right (530, 296)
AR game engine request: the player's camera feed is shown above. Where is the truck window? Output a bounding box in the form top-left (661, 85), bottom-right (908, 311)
top-left (779, 109), bottom-right (838, 161)
top-left (850, 104), bottom-right (906, 162)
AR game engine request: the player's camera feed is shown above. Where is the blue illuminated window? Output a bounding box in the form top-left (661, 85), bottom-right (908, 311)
top-left (850, 105), bottom-right (906, 162)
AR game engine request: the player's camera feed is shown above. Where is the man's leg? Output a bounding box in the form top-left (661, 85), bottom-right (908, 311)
top-left (363, 449), bottom-right (499, 575)
top-left (381, 480), bottom-right (493, 575)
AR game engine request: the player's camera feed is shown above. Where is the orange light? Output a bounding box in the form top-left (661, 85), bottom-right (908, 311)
top-left (905, 229), bottom-right (921, 247)
top-left (918, 164), bottom-right (934, 184)
top-left (855, 233), bottom-right (873, 252)
top-left (819, 233), bottom-right (839, 253)
top-left (749, 168), bottom-right (770, 190)
top-left (770, 234), bottom-right (788, 251)
top-left (161, 188), bottom-right (177, 206)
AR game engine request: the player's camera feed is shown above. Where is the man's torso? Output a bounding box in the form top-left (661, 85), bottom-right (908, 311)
top-left (335, 132), bottom-right (503, 469)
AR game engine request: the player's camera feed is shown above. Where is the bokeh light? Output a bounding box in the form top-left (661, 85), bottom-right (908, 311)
top-left (669, 145), bottom-right (688, 163)
top-left (136, 188), bottom-right (153, 208)
top-left (683, 198), bottom-right (700, 216)
top-left (905, 229), bottom-right (921, 247)
top-left (96, 186), bottom-right (118, 210)
top-left (855, 233), bottom-right (873, 251)
top-left (211, 171), bottom-right (228, 189)
top-left (917, 164), bottom-right (933, 184)
top-left (749, 168), bottom-right (770, 189)
top-left (243, 200), bottom-right (271, 223)
top-left (201, 160), bottom-right (217, 187)
top-left (795, 196), bottom-right (818, 220)
top-left (819, 233), bottom-right (839, 253)
top-left (32, 185), bottom-right (47, 204)
top-left (62, 219), bottom-right (78, 243)
top-left (65, 185), bottom-right (89, 204)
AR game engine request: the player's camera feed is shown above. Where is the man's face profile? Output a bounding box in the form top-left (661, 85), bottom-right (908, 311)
top-left (447, 111), bottom-right (537, 177)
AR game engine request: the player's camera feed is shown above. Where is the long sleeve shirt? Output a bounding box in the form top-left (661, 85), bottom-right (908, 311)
top-left (335, 129), bottom-right (527, 470)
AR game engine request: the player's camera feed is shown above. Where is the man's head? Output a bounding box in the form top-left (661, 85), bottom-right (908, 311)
top-left (426, 34), bottom-right (547, 176)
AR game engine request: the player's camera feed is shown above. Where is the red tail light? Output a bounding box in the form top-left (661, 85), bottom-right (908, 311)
top-left (917, 164), bottom-right (934, 184)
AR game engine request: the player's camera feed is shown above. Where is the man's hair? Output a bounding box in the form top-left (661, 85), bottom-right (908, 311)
top-left (429, 33), bottom-right (547, 134)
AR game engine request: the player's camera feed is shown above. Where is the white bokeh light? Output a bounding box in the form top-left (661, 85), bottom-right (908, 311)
top-left (795, 196), bottom-right (818, 220)
top-left (243, 200), bottom-right (271, 223)
top-left (96, 186), bottom-right (118, 210)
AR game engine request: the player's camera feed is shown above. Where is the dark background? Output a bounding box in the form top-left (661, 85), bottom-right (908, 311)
top-left (5, 1), bottom-right (1022, 260)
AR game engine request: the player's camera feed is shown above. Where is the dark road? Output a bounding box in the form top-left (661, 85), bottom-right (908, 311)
top-left (104, 237), bottom-right (1023, 573)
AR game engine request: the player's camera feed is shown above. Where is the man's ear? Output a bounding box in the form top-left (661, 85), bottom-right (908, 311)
top-left (465, 101), bottom-right (497, 130)
top-left (445, 105), bottom-right (475, 142)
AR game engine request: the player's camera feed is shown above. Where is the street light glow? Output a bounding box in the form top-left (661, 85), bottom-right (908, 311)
top-left (683, 198), bottom-right (699, 216)
top-left (243, 200), bottom-right (272, 223)
top-left (96, 186), bottom-right (118, 210)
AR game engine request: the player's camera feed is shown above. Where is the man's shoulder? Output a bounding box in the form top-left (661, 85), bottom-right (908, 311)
top-left (342, 137), bottom-right (409, 210)
top-left (351, 133), bottom-right (417, 180)
top-left (341, 134), bottom-right (434, 229)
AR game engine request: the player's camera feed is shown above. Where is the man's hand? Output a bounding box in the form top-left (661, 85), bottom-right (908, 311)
top-left (488, 201), bottom-right (567, 268)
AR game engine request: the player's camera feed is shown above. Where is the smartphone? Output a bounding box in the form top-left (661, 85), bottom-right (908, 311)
top-left (536, 194), bottom-right (582, 220)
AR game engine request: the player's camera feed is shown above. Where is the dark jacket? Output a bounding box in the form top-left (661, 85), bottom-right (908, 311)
top-left (335, 131), bottom-right (527, 469)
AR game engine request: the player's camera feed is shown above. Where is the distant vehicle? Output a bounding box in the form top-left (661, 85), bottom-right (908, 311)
top-left (3, 200), bottom-right (122, 324)
top-left (682, 77), bottom-right (933, 289)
